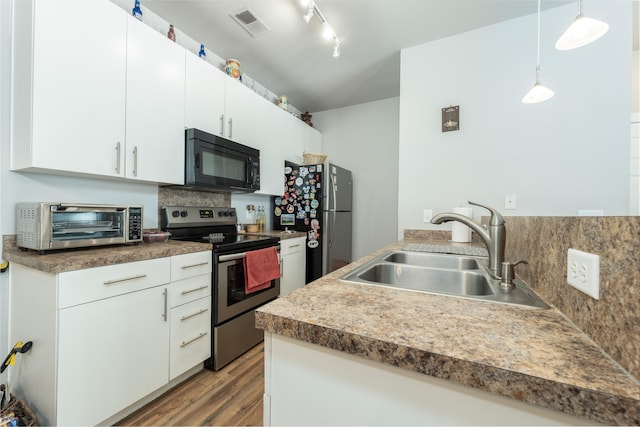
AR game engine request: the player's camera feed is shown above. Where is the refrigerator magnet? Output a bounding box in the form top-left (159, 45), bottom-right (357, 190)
top-left (280, 214), bottom-right (295, 226)
top-left (274, 207), bottom-right (282, 216)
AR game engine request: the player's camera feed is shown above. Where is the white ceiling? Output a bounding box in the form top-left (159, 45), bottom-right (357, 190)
top-left (144, 0), bottom-right (636, 113)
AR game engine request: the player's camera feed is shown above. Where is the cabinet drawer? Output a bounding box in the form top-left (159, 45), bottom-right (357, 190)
top-left (169, 296), bottom-right (211, 380)
top-left (58, 258), bottom-right (170, 309)
top-left (168, 274), bottom-right (211, 308)
top-left (280, 237), bottom-right (306, 256)
top-left (171, 251), bottom-right (212, 282)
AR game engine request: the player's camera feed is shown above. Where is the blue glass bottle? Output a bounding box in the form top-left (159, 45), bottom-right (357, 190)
top-left (198, 44), bottom-right (206, 59)
top-left (132, 0), bottom-right (142, 21)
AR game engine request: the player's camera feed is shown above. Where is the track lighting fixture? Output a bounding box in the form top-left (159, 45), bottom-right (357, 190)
top-left (522, 0), bottom-right (554, 104)
top-left (302, 2), bottom-right (315, 23)
top-left (299, 0), bottom-right (341, 57)
top-left (555, 0), bottom-right (608, 50)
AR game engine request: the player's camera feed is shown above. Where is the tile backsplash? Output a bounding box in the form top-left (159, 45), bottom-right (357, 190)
top-left (406, 216), bottom-right (640, 380)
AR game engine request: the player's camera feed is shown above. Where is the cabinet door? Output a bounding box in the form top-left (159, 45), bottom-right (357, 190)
top-left (223, 78), bottom-right (255, 146)
top-left (280, 237), bottom-right (307, 296)
top-left (185, 52), bottom-right (226, 136)
top-left (125, 16), bottom-right (185, 184)
top-left (254, 96), bottom-right (287, 195)
top-left (57, 285), bottom-right (169, 426)
top-left (27, 0), bottom-right (126, 176)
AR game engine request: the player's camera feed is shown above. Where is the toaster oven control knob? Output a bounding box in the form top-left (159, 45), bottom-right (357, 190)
top-left (171, 210), bottom-right (180, 218)
top-left (180, 210), bottom-right (188, 217)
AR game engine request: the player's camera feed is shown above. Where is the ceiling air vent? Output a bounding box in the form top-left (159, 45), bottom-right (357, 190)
top-left (230, 7), bottom-right (270, 38)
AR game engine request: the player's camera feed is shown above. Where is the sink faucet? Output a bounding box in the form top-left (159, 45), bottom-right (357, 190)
top-left (431, 201), bottom-right (506, 278)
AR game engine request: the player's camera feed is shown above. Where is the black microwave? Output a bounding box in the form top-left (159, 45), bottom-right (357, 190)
top-left (184, 128), bottom-right (260, 192)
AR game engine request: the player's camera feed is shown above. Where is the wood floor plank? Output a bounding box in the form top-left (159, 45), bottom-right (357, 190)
top-left (115, 342), bottom-right (264, 426)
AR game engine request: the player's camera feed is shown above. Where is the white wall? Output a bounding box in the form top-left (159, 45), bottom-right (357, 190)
top-left (313, 98), bottom-right (399, 260)
top-left (399, 1), bottom-right (632, 236)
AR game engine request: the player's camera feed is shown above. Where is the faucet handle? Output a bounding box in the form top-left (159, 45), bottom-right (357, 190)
top-left (468, 201), bottom-right (505, 226)
top-left (500, 260), bottom-right (528, 289)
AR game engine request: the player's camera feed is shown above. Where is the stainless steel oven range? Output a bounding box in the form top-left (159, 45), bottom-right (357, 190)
top-left (161, 206), bottom-right (280, 371)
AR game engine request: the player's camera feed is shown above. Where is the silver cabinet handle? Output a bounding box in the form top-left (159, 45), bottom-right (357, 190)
top-left (181, 262), bottom-right (209, 270)
top-left (228, 117), bottom-right (233, 139)
top-left (180, 332), bottom-right (208, 348)
top-left (103, 274), bottom-right (147, 285)
top-left (180, 308), bottom-right (208, 321)
top-left (220, 114), bottom-right (225, 136)
top-left (132, 146), bottom-right (138, 177)
top-left (180, 285), bottom-right (209, 295)
top-left (115, 142), bottom-right (121, 174)
top-left (288, 244), bottom-right (301, 249)
top-left (162, 288), bottom-right (168, 322)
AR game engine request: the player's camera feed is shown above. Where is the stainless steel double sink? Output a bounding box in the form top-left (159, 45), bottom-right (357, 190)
top-left (340, 250), bottom-right (548, 309)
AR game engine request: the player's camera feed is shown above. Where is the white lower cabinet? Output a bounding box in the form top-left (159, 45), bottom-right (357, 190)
top-left (9, 251), bottom-right (211, 426)
top-left (57, 285), bottom-right (170, 426)
top-left (168, 252), bottom-right (212, 380)
top-left (280, 237), bottom-right (306, 296)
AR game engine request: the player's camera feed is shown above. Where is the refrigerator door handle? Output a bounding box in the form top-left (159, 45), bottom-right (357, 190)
top-left (330, 173), bottom-right (337, 212)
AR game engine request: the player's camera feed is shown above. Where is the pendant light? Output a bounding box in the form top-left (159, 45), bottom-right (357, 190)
top-left (522, 0), bottom-right (554, 104)
top-left (555, 0), bottom-right (609, 50)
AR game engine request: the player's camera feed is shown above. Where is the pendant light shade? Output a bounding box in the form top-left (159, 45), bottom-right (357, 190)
top-left (522, 0), bottom-right (554, 104)
top-left (522, 67), bottom-right (555, 104)
top-left (555, 0), bottom-right (609, 50)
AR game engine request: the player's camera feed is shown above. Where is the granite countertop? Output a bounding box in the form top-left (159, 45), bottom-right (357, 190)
top-left (256, 240), bottom-right (640, 426)
top-left (2, 236), bottom-right (212, 274)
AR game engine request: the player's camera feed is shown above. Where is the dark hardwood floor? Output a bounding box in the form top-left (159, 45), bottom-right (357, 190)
top-left (115, 342), bottom-right (264, 426)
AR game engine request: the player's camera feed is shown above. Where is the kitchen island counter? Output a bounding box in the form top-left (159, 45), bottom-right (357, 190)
top-left (2, 235), bottom-right (212, 273)
top-left (256, 240), bottom-right (640, 426)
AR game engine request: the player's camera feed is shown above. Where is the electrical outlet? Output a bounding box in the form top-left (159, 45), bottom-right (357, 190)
top-left (423, 209), bottom-right (433, 223)
top-left (567, 248), bottom-right (600, 299)
top-left (504, 194), bottom-right (517, 210)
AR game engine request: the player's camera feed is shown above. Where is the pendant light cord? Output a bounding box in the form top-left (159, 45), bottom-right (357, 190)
top-left (535, 0), bottom-right (541, 82)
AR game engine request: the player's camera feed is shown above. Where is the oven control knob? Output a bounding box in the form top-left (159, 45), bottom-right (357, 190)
top-left (223, 211), bottom-right (230, 217)
top-left (229, 211), bottom-right (235, 217)
top-left (217, 211), bottom-right (223, 217)
top-left (171, 210), bottom-right (180, 218)
top-left (180, 210), bottom-right (188, 217)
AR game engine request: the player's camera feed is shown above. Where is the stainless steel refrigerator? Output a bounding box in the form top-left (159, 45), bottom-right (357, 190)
top-left (272, 161), bottom-right (352, 283)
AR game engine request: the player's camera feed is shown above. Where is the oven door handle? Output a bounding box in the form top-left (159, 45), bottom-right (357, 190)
top-left (218, 253), bottom-right (247, 262)
top-left (218, 249), bottom-right (281, 263)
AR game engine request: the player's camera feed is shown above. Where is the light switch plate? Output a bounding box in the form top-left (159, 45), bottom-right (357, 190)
top-left (567, 248), bottom-right (600, 299)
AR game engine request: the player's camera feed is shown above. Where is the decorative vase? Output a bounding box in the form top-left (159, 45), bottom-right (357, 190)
top-left (277, 95), bottom-right (289, 111)
top-left (225, 59), bottom-right (242, 81)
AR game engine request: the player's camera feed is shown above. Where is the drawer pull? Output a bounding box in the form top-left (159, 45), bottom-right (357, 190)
top-left (180, 285), bottom-right (209, 296)
top-left (181, 262), bottom-right (209, 269)
top-left (181, 308), bottom-right (209, 321)
top-left (288, 244), bottom-right (301, 249)
top-left (103, 274), bottom-right (147, 285)
top-left (181, 332), bottom-right (208, 348)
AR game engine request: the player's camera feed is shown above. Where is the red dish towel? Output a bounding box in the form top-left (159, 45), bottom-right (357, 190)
top-left (244, 246), bottom-right (280, 294)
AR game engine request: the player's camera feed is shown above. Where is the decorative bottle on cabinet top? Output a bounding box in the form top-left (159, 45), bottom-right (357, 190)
top-left (132, 0), bottom-right (143, 21)
top-left (198, 44), bottom-right (206, 59)
top-left (167, 24), bottom-right (176, 42)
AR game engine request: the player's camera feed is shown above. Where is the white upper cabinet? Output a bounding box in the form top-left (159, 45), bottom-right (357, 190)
top-left (254, 95), bottom-right (287, 195)
top-left (125, 16), bottom-right (185, 184)
top-left (11, 0), bottom-right (185, 185)
top-left (184, 52), bottom-right (226, 137)
top-left (11, 0), bottom-right (127, 177)
top-left (223, 78), bottom-right (256, 146)
top-left (185, 52), bottom-right (255, 147)
top-left (284, 112), bottom-right (322, 165)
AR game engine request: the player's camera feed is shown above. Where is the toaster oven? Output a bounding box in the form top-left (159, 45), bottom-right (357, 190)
top-left (16, 203), bottom-right (143, 254)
